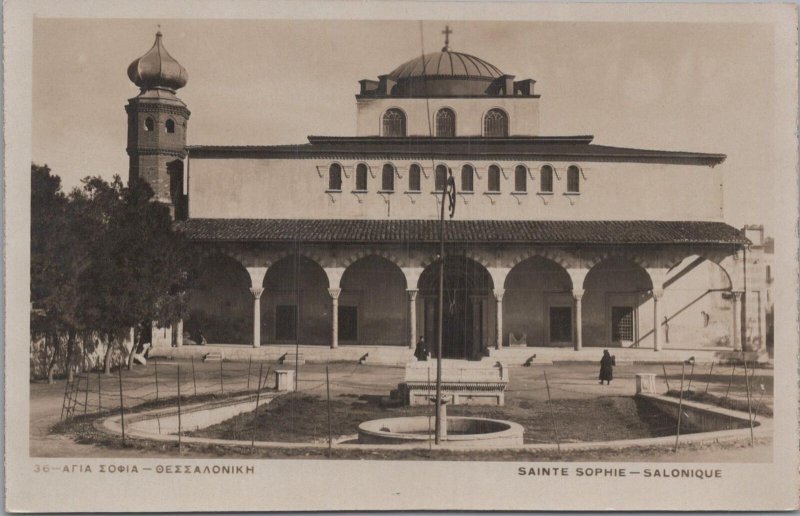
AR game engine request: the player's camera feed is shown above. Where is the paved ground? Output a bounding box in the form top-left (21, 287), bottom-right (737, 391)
top-left (30, 359), bottom-right (772, 461)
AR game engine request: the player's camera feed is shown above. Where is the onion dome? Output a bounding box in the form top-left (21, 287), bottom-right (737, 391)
top-left (127, 31), bottom-right (188, 92)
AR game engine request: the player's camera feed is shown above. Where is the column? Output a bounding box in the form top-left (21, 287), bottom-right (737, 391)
top-left (328, 288), bottom-right (341, 349)
top-left (652, 288), bottom-right (664, 351)
top-left (572, 288), bottom-right (584, 351)
top-left (407, 289), bottom-right (418, 349)
top-left (732, 291), bottom-right (743, 351)
top-left (250, 288), bottom-right (263, 348)
top-left (493, 288), bottom-right (505, 350)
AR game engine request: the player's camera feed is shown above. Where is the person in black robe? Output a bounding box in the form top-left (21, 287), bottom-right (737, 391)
top-left (599, 349), bottom-right (614, 385)
top-left (414, 337), bottom-right (429, 361)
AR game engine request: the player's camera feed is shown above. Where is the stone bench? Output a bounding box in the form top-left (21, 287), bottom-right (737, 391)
top-left (396, 361), bottom-right (509, 406)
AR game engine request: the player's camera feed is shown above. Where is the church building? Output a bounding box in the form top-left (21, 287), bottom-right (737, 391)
top-left (126, 29), bottom-right (768, 364)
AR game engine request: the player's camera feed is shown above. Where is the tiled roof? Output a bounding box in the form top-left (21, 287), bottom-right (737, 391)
top-left (175, 219), bottom-right (747, 245)
top-left (187, 136), bottom-right (726, 166)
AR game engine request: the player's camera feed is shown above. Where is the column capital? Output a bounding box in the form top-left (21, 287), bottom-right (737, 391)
top-left (246, 267), bottom-right (269, 290)
top-left (493, 288), bottom-right (505, 302)
top-left (407, 289), bottom-right (418, 301)
top-left (652, 288), bottom-right (665, 300)
top-left (249, 287), bottom-right (264, 299)
top-left (328, 288), bottom-right (342, 300)
top-left (732, 290), bottom-right (744, 300)
top-left (572, 288), bottom-right (585, 301)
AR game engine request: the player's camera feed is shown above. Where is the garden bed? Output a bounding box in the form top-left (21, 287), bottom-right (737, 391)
top-left (664, 390), bottom-right (772, 418)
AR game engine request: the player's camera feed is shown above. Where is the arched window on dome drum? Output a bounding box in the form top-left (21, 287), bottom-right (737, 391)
top-left (436, 108), bottom-right (456, 137)
top-left (540, 165), bottom-right (554, 193)
top-left (484, 109), bottom-right (508, 137)
top-left (514, 165), bottom-right (527, 192)
top-left (328, 163), bottom-right (342, 191)
top-left (488, 165), bottom-right (501, 192)
top-left (144, 117), bottom-right (154, 132)
top-left (461, 164), bottom-right (474, 192)
top-left (165, 118), bottom-right (175, 134)
top-left (567, 165), bottom-right (580, 193)
top-left (382, 164), bottom-right (395, 191)
top-left (382, 109), bottom-right (406, 137)
top-left (355, 164), bottom-right (368, 191)
top-left (408, 164), bottom-right (421, 192)
top-left (434, 165), bottom-right (448, 192)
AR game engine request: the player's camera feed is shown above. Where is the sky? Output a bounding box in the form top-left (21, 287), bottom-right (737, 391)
top-left (32, 18), bottom-right (776, 231)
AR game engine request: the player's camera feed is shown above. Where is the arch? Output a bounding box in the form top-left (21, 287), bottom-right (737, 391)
top-left (567, 165), bottom-right (580, 193)
top-left (382, 108), bottom-right (407, 137)
top-left (381, 163), bottom-right (395, 191)
top-left (328, 163), bottom-right (343, 191)
top-left (165, 118), bottom-right (176, 134)
top-left (434, 164), bottom-right (448, 192)
top-left (435, 107), bottom-right (456, 137)
top-left (460, 164), bottom-right (474, 192)
top-left (408, 163), bottom-right (422, 191)
top-left (144, 117), bottom-right (154, 132)
top-left (540, 164), bottom-right (554, 193)
top-left (355, 163), bottom-right (368, 191)
top-left (340, 248), bottom-right (406, 271)
top-left (514, 164), bottom-right (528, 192)
top-left (483, 108), bottom-right (509, 137)
top-left (487, 164), bottom-right (501, 192)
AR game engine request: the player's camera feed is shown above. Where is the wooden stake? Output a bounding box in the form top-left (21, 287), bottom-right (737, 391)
top-left (662, 364), bottom-right (671, 392)
top-left (117, 366), bottom-right (125, 444)
top-left (704, 363), bottom-right (714, 394)
top-left (177, 365), bottom-right (182, 454)
top-left (723, 363), bottom-right (736, 402)
top-left (154, 359), bottom-right (159, 400)
top-left (83, 374), bottom-right (89, 415)
top-left (250, 363), bottom-right (265, 454)
top-left (326, 365), bottom-right (333, 457)
top-left (97, 372), bottom-right (102, 413)
top-left (191, 356), bottom-right (197, 396)
top-left (743, 360), bottom-right (755, 446)
top-left (674, 363), bottom-right (685, 452)
top-left (543, 371), bottom-right (560, 454)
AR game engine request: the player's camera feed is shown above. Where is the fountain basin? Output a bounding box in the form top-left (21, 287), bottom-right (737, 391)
top-left (357, 416), bottom-right (524, 447)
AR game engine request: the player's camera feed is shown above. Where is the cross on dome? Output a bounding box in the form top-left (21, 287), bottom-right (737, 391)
top-left (441, 25), bottom-right (453, 51)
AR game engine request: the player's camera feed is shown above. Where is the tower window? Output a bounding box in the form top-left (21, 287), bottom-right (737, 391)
top-left (165, 118), bottom-right (175, 133)
top-left (461, 164), bottom-right (474, 192)
top-left (567, 165), bottom-right (580, 193)
top-left (434, 165), bottom-right (448, 192)
top-left (408, 164), bottom-right (421, 192)
top-left (328, 163), bottom-right (342, 191)
top-left (355, 163), bottom-right (368, 191)
top-left (381, 164), bottom-right (395, 191)
top-left (488, 165), bottom-right (501, 192)
top-left (540, 165), bottom-right (554, 193)
top-left (484, 108), bottom-right (508, 137)
top-left (382, 108), bottom-right (406, 137)
top-left (515, 165), bottom-right (527, 192)
top-left (144, 117), bottom-right (154, 132)
top-left (436, 108), bottom-right (456, 137)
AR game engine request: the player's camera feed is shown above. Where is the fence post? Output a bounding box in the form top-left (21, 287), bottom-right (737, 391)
top-left (686, 362), bottom-right (695, 392)
top-left (191, 356), bottom-right (197, 397)
top-left (661, 364), bottom-right (671, 392)
top-left (723, 363), bottom-right (736, 402)
top-left (177, 365), bottom-right (182, 454)
top-left (674, 363), bottom-right (686, 452)
top-left (60, 376), bottom-right (71, 421)
top-left (97, 372), bottom-right (102, 413)
top-left (247, 356), bottom-right (252, 391)
top-left (250, 363), bottom-right (265, 454)
top-left (743, 360), bottom-right (755, 446)
top-left (117, 366), bottom-right (125, 444)
top-left (326, 365), bottom-right (333, 457)
top-left (543, 371), bottom-right (560, 454)
top-left (154, 359), bottom-right (159, 401)
top-left (83, 374), bottom-right (89, 415)
top-left (427, 367), bottom-right (432, 451)
top-left (704, 362), bottom-right (714, 394)
top-left (219, 360), bottom-right (224, 395)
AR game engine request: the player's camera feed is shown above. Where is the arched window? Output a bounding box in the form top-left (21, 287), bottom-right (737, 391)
top-left (328, 163), bottom-right (342, 191)
top-left (355, 163), bottom-right (368, 191)
top-left (514, 165), bottom-right (527, 192)
top-left (382, 108), bottom-right (406, 137)
top-left (434, 164), bottom-right (448, 192)
top-left (488, 165), bottom-right (501, 192)
top-left (381, 164), bottom-right (395, 191)
top-left (144, 117), bottom-right (154, 132)
top-left (540, 165), bottom-right (554, 193)
top-left (165, 118), bottom-right (175, 133)
top-left (567, 165), bottom-right (580, 193)
top-left (408, 164), bottom-right (421, 192)
top-left (436, 108), bottom-right (456, 137)
top-left (484, 109), bottom-right (508, 137)
top-left (461, 164), bottom-right (474, 192)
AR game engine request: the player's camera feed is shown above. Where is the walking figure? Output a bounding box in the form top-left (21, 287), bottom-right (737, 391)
top-left (414, 337), bottom-right (430, 361)
top-left (599, 349), bottom-right (615, 385)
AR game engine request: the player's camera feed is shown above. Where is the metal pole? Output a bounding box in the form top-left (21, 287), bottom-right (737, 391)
top-left (723, 363), bottom-right (736, 402)
top-left (251, 363), bottom-right (264, 454)
top-left (743, 360), bottom-right (755, 446)
top-left (662, 364), bottom-right (671, 392)
top-left (97, 372), bottom-right (102, 413)
top-left (434, 175), bottom-right (446, 445)
top-left (704, 362), bottom-right (714, 394)
top-left (219, 359), bottom-right (224, 395)
top-left (674, 363), bottom-right (685, 452)
top-left (543, 371), bottom-right (560, 453)
top-left (177, 365), bottom-right (182, 454)
top-left (686, 362), bottom-right (695, 392)
top-left (83, 374), bottom-right (89, 415)
top-left (247, 356), bottom-right (252, 391)
top-left (427, 367), bottom-right (432, 451)
top-left (326, 365), bottom-right (333, 456)
top-left (154, 359), bottom-right (159, 401)
top-left (191, 356), bottom-right (197, 396)
top-left (117, 365), bottom-right (125, 444)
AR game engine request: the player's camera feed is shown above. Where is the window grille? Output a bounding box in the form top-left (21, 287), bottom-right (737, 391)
top-left (382, 108), bottom-right (406, 137)
top-left (436, 108), bottom-right (456, 137)
top-left (484, 109), bottom-right (508, 137)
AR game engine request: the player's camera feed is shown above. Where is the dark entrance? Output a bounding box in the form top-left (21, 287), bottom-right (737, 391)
top-left (419, 256), bottom-right (492, 359)
top-left (611, 306), bottom-right (635, 344)
top-left (549, 306), bottom-right (572, 343)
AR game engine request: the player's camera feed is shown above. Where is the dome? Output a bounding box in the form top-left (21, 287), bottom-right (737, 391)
top-left (388, 50), bottom-right (504, 81)
top-left (127, 31), bottom-right (188, 92)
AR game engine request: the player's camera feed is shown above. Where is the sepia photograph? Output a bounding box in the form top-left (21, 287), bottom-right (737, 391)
top-left (5, 0), bottom-right (799, 512)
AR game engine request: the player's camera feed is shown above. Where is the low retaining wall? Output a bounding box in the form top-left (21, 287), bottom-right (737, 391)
top-left (357, 416), bottom-right (524, 447)
top-left (638, 393), bottom-right (758, 432)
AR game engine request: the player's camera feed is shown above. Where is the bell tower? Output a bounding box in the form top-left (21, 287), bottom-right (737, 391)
top-left (126, 30), bottom-right (190, 219)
